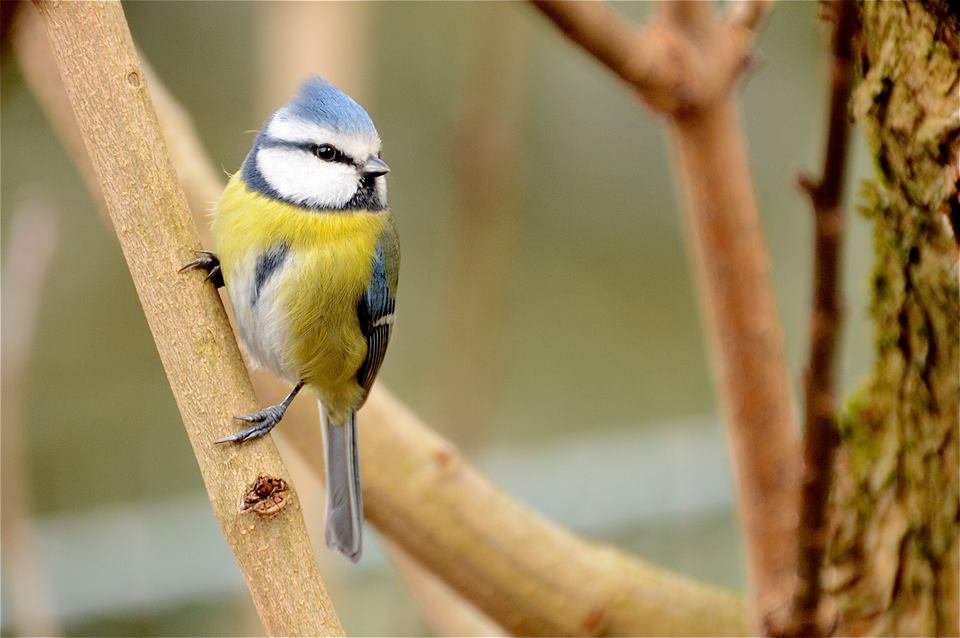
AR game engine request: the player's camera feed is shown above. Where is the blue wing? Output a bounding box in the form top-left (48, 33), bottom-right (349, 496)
top-left (356, 221), bottom-right (399, 398)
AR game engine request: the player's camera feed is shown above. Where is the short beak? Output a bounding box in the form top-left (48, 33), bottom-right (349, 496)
top-left (362, 156), bottom-right (390, 178)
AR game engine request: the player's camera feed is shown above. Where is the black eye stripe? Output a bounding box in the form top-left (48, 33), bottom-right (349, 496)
top-left (260, 139), bottom-right (368, 168)
top-left (308, 143), bottom-right (354, 165)
top-left (262, 140), bottom-right (355, 165)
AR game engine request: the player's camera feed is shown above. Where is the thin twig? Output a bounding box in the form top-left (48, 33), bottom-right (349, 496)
top-left (788, 2), bottom-right (858, 635)
top-left (0, 198), bottom-right (63, 638)
top-left (532, 1), bottom-right (799, 633)
top-left (29, 2), bottom-right (342, 634)
top-left (20, 6), bottom-right (751, 634)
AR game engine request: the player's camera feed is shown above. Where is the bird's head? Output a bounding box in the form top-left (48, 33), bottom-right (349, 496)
top-left (242, 78), bottom-right (388, 211)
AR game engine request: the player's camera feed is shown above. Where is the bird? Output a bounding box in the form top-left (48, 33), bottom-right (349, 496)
top-left (181, 77), bottom-right (398, 562)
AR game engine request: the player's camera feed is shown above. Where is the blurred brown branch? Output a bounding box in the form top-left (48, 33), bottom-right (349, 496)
top-left (28, 1), bottom-right (342, 635)
top-left (530, 1), bottom-right (766, 114)
top-left (788, 2), bottom-right (858, 635)
top-left (1, 198), bottom-right (62, 638)
top-left (385, 540), bottom-right (506, 637)
top-left (434, 1), bottom-right (525, 447)
top-left (256, 1), bottom-right (370, 116)
top-left (347, 386), bottom-right (750, 636)
top-left (14, 6), bottom-right (108, 217)
top-left (531, 1), bottom-right (799, 633)
top-left (21, 3), bottom-right (751, 635)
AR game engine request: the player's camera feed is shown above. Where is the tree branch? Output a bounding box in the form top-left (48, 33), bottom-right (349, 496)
top-left (1, 197), bottom-right (63, 638)
top-left (532, 1), bottom-right (799, 633)
top-left (13, 4), bottom-right (108, 218)
top-left (531, 0), bottom-right (765, 115)
top-left (353, 386), bottom-right (751, 636)
top-left (529, 1), bottom-right (658, 90)
top-left (385, 540), bottom-right (505, 637)
top-left (29, 2), bottom-right (342, 634)
top-left (434, 1), bottom-right (524, 447)
top-left (788, 2), bottom-right (858, 635)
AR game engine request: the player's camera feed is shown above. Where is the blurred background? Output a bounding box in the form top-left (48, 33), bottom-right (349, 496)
top-left (2, 2), bottom-right (877, 635)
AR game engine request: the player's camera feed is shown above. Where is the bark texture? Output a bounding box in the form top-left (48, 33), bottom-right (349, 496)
top-left (825, 2), bottom-right (959, 635)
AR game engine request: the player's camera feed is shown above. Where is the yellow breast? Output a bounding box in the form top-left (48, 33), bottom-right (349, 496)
top-left (213, 174), bottom-right (389, 418)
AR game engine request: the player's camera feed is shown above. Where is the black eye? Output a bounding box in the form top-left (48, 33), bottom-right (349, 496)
top-left (313, 144), bottom-right (339, 161)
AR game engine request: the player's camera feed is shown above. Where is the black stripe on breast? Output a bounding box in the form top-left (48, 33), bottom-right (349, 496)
top-left (251, 244), bottom-right (290, 306)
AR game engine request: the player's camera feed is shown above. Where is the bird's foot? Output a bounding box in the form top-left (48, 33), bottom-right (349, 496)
top-left (215, 404), bottom-right (286, 444)
top-left (179, 250), bottom-right (224, 289)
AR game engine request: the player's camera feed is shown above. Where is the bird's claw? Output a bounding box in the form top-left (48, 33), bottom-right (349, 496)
top-left (214, 405), bottom-right (285, 444)
top-left (179, 250), bottom-right (224, 288)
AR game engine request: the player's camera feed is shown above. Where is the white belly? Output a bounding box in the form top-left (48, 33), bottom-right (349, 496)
top-left (227, 249), bottom-right (299, 383)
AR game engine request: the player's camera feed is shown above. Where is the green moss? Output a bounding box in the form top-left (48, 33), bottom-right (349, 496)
top-left (826, 1), bottom-right (959, 634)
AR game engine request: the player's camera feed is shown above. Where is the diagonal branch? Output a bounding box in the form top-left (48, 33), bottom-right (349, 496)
top-left (384, 540), bottom-right (506, 637)
top-left (529, 1), bottom-right (661, 92)
top-left (789, 1), bottom-right (859, 635)
top-left (532, 1), bottom-right (798, 633)
top-left (29, 2), bottom-right (342, 635)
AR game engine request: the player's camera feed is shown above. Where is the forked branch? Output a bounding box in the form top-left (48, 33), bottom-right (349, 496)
top-left (531, 0), bottom-right (769, 114)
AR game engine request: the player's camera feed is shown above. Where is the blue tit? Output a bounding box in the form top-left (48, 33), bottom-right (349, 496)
top-left (181, 78), bottom-right (398, 562)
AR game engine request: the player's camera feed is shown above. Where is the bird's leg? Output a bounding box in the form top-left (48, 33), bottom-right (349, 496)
top-left (179, 250), bottom-right (224, 289)
top-left (215, 381), bottom-right (305, 444)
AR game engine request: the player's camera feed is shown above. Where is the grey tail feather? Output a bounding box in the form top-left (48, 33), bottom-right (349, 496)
top-left (320, 405), bottom-right (363, 562)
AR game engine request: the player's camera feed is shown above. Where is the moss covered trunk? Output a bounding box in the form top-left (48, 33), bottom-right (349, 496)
top-left (825, 2), bottom-right (959, 636)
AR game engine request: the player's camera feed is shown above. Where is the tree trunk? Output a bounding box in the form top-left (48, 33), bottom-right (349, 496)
top-left (826, 2), bottom-right (959, 636)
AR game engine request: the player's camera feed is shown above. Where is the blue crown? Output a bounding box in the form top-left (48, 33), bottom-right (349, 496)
top-left (282, 77), bottom-right (377, 136)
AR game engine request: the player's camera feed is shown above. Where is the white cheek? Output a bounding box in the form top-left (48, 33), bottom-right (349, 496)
top-left (257, 147), bottom-right (358, 209)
